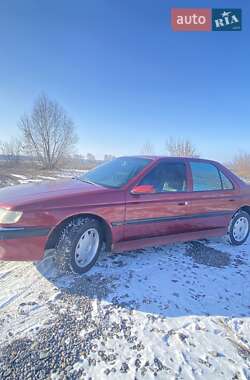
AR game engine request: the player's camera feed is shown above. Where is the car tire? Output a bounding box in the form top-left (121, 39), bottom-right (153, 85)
top-left (227, 210), bottom-right (250, 246)
top-left (56, 217), bottom-right (103, 274)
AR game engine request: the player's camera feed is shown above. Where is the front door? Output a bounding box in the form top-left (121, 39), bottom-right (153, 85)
top-left (124, 160), bottom-right (191, 240)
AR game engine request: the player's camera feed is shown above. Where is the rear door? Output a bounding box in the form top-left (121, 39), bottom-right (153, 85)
top-left (185, 160), bottom-right (237, 232)
top-left (124, 159), bottom-right (191, 240)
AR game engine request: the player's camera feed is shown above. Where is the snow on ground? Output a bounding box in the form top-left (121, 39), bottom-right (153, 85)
top-left (10, 174), bottom-right (28, 180)
top-left (0, 237), bottom-right (250, 379)
top-left (18, 179), bottom-right (43, 184)
top-left (37, 175), bottom-right (58, 180)
top-left (0, 260), bottom-right (58, 344)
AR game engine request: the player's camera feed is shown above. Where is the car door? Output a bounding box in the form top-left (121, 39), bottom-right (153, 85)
top-left (184, 160), bottom-right (237, 232)
top-left (124, 159), bottom-right (191, 240)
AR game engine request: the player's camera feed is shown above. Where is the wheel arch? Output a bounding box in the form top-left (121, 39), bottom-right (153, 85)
top-left (45, 213), bottom-right (113, 251)
top-left (233, 205), bottom-right (250, 218)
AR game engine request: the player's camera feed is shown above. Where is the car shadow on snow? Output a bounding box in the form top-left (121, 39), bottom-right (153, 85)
top-left (36, 238), bottom-right (250, 318)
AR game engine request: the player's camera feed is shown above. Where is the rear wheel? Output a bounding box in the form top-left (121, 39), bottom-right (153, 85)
top-left (227, 210), bottom-right (250, 246)
top-left (56, 218), bottom-right (103, 274)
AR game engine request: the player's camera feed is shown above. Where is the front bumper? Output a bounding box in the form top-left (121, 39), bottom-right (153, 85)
top-left (0, 227), bottom-right (50, 261)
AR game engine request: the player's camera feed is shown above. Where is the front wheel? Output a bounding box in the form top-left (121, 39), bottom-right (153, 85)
top-left (227, 210), bottom-right (250, 246)
top-left (56, 218), bottom-right (103, 274)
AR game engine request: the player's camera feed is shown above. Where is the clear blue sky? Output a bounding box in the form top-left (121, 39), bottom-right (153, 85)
top-left (0, 0), bottom-right (249, 161)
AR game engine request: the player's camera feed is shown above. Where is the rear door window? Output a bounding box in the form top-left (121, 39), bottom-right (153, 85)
top-left (190, 162), bottom-right (222, 191)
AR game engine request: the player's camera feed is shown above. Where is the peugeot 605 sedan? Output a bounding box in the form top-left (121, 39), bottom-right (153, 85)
top-left (0, 156), bottom-right (249, 273)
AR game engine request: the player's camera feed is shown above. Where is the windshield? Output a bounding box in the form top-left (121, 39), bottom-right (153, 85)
top-left (79, 157), bottom-right (151, 188)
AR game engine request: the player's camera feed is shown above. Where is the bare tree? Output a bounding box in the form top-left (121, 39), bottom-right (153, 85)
top-left (166, 137), bottom-right (199, 157)
top-left (0, 137), bottom-right (23, 165)
top-left (230, 152), bottom-right (250, 179)
top-left (104, 154), bottom-right (115, 161)
top-left (140, 141), bottom-right (155, 155)
top-left (19, 94), bottom-right (77, 169)
top-left (86, 153), bottom-right (96, 162)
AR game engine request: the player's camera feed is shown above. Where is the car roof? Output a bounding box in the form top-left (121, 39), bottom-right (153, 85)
top-left (120, 155), bottom-right (220, 165)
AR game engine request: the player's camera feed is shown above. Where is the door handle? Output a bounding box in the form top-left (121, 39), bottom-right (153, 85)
top-left (178, 201), bottom-right (189, 206)
top-left (228, 199), bottom-right (236, 202)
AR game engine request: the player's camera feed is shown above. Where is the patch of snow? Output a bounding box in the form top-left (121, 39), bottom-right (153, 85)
top-left (10, 174), bottom-right (28, 180)
top-left (0, 261), bottom-right (57, 344)
top-left (0, 294), bottom-right (20, 309)
top-left (55, 173), bottom-right (73, 178)
top-left (18, 179), bottom-right (42, 184)
top-left (37, 175), bottom-right (57, 180)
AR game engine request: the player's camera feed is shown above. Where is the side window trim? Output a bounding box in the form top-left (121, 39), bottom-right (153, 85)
top-left (217, 166), bottom-right (223, 190)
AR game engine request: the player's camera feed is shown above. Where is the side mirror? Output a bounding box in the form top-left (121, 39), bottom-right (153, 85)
top-left (131, 185), bottom-right (155, 195)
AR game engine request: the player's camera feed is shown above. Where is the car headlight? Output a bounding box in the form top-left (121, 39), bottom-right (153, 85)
top-left (0, 208), bottom-right (23, 224)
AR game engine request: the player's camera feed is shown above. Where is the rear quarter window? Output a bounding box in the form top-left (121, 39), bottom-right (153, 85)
top-left (220, 171), bottom-right (234, 190)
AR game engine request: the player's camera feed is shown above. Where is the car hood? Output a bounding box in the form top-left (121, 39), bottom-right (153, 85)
top-left (0, 178), bottom-right (106, 209)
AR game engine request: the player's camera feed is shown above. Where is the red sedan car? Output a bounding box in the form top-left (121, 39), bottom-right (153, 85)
top-left (0, 156), bottom-right (250, 273)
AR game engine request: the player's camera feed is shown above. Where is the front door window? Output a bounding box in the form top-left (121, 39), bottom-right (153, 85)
top-left (139, 161), bottom-right (187, 193)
